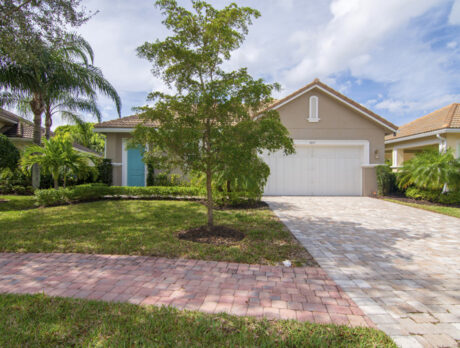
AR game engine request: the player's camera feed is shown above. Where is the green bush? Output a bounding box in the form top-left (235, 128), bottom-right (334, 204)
top-left (0, 134), bottom-right (20, 171)
top-left (154, 173), bottom-right (183, 186)
top-left (35, 184), bottom-right (205, 206)
top-left (376, 165), bottom-right (398, 196)
top-left (405, 187), bottom-right (460, 204)
top-left (97, 159), bottom-right (113, 186)
top-left (35, 188), bottom-right (70, 206)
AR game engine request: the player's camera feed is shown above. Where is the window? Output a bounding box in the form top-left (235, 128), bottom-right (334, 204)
top-left (308, 95), bottom-right (319, 122)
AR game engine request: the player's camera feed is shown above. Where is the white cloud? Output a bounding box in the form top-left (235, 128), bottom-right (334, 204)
top-left (449, 0), bottom-right (460, 24)
top-left (60, 0), bottom-right (460, 127)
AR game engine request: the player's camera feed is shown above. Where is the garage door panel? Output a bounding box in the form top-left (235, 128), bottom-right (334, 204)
top-left (262, 145), bottom-right (363, 196)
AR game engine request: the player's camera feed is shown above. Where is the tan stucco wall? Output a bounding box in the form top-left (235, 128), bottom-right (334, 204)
top-left (446, 133), bottom-right (460, 158)
top-left (277, 88), bottom-right (387, 166)
top-left (276, 88), bottom-right (389, 196)
top-left (104, 133), bottom-right (132, 186)
top-left (362, 167), bottom-right (378, 196)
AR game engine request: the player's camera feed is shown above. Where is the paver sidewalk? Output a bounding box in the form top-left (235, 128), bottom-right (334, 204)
top-left (0, 252), bottom-right (371, 327)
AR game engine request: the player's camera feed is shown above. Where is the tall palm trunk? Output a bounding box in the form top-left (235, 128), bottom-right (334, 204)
top-left (45, 105), bottom-right (52, 140)
top-left (29, 94), bottom-right (45, 188)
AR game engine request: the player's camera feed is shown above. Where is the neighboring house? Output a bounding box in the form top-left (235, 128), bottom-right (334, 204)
top-left (0, 107), bottom-right (101, 157)
top-left (385, 103), bottom-right (460, 168)
top-left (95, 79), bottom-right (397, 196)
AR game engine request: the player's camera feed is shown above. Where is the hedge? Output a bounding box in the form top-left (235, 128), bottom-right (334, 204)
top-left (405, 187), bottom-right (460, 205)
top-left (376, 165), bottom-right (398, 196)
top-left (35, 184), bottom-right (206, 207)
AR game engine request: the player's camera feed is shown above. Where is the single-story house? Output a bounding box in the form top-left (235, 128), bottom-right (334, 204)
top-left (94, 79), bottom-right (398, 196)
top-left (385, 103), bottom-right (460, 167)
top-left (0, 107), bottom-right (101, 157)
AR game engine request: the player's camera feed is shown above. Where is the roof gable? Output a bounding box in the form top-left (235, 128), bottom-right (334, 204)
top-left (262, 79), bottom-right (397, 133)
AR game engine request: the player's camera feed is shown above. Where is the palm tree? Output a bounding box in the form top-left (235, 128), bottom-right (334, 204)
top-left (0, 33), bottom-right (121, 187)
top-left (397, 149), bottom-right (460, 191)
top-left (21, 135), bottom-right (91, 189)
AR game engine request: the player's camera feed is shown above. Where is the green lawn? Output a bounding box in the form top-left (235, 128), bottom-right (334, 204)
top-left (0, 195), bottom-right (36, 212)
top-left (0, 293), bottom-right (396, 348)
top-left (0, 198), bottom-right (311, 265)
top-left (384, 198), bottom-right (460, 219)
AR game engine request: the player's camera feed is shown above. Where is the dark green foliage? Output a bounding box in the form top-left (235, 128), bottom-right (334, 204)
top-left (96, 159), bottom-right (113, 186)
top-left (146, 163), bottom-right (155, 186)
top-left (0, 166), bottom-right (32, 194)
top-left (0, 135), bottom-right (20, 171)
top-left (376, 165), bottom-right (398, 196)
top-left (34, 184), bottom-right (205, 206)
top-left (154, 173), bottom-right (182, 186)
top-left (405, 187), bottom-right (460, 204)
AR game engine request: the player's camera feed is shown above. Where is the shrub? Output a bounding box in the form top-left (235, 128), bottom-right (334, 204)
top-left (397, 149), bottom-right (460, 191)
top-left (0, 134), bottom-right (20, 171)
top-left (34, 184), bottom-right (205, 206)
top-left (97, 159), bottom-right (113, 186)
top-left (154, 173), bottom-right (183, 186)
top-left (405, 187), bottom-right (460, 204)
top-left (376, 165), bottom-right (398, 196)
top-left (35, 188), bottom-right (70, 206)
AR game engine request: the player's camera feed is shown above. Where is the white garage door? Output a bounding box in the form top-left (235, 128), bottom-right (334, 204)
top-left (262, 145), bottom-right (363, 196)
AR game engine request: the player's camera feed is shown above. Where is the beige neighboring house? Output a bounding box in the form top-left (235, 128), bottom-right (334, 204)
top-left (385, 103), bottom-right (460, 168)
top-left (0, 107), bottom-right (101, 157)
top-left (95, 79), bottom-right (397, 196)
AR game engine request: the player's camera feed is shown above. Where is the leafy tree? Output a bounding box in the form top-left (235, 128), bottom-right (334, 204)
top-left (55, 122), bottom-right (106, 153)
top-left (0, 33), bottom-right (120, 187)
top-left (134, 0), bottom-right (294, 229)
top-left (0, 134), bottom-right (20, 170)
top-left (0, 0), bottom-right (92, 67)
top-left (397, 149), bottom-right (460, 191)
top-left (21, 134), bottom-right (92, 189)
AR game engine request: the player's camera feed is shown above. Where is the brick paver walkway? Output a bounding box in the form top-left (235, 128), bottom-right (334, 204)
top-left (266, 196), bottom-right (460, 348)
top-left (0, 252), bottom-right (371, 327)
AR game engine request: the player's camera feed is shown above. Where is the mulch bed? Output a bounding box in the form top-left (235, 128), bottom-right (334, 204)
top-left (199, 200), bottom-right (268, 210)
top-left (177, 225), bottom-right (245, 246)
top-left (378, 195), bottom-right (460, 208)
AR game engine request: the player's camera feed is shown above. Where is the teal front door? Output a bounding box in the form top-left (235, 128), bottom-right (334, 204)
top-left (127, 146), bottom-right (145, 186)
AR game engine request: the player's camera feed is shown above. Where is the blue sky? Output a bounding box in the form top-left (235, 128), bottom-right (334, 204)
top-left (60, 0), bottom-right (460, 128)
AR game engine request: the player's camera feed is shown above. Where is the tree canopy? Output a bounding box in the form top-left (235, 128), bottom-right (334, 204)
top-left (55, 122), bottom-right (106, 154)
top-left (0, 0), bottom-right (92, 66)
top-left (134, 0), bottom-right (294, 229)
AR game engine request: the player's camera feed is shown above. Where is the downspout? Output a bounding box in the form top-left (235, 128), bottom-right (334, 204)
top-left (436, 133), bottom-right (447, 153)
top-left (436, 133), bottom-right (448, 193)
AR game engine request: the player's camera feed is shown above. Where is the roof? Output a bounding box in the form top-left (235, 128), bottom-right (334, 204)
top-left (0, 108), bottom-right (101, 156)
top-left (385, 103), bottom-right (460, 142)
top-left (94, 114), bottom-right (158, 130)
top-left (259, 79), bottom-right (398, 132)
top-left (0, 108), bottom-right (20, 124)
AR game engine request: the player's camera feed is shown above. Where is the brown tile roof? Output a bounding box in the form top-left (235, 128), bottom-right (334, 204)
top-left (0, 108), bottom-right (101, 156)
top-left (385, 103), bottom-right (460, 141)
top-left (259, 79), bottom-right (398, 132)
top-left (0, 108), bottom-right (20, 124)
top-left (94, 114), bottom-right (158, 129)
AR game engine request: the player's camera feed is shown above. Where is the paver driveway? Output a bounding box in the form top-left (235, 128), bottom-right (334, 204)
top-left (266, 196), bottom-right (460, 348)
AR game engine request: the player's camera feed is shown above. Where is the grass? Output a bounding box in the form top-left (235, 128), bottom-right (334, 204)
top-left (0, 198), bottom-right (310, 265)
top-left (384, 198), bottom-right (460, 219)
top-left (0, 293), bottom-right (396, 347)
top-left (0, 195), bottom-right (36, 212)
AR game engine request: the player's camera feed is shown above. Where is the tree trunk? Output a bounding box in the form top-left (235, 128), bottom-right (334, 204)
top-left (206, 166), bottom-right (213, 229)
top-left (53, 177), bottom-right (59, 189)
top-left (45, 106), bottom-right (52, 140)
top-left (30, 94), bottom-right (45, 189)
